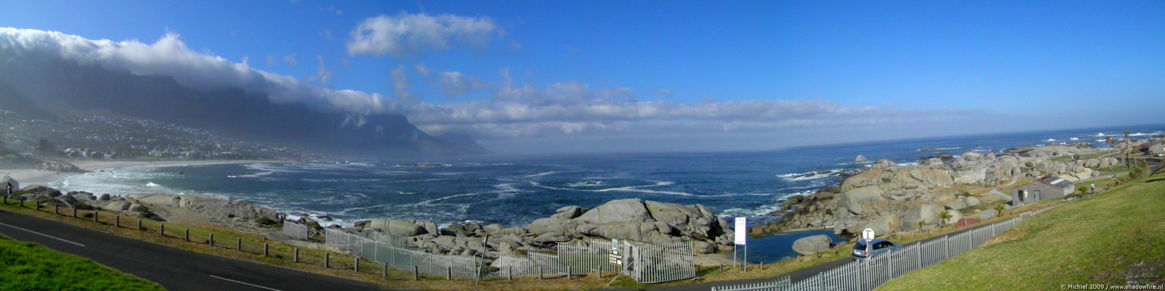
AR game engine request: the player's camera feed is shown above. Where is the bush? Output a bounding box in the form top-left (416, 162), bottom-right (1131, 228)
top-left (254, 217), bottom-right (278, 226)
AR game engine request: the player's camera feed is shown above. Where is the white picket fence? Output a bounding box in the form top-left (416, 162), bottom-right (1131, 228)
top-left (713, 213), bottom-right (1032, 291)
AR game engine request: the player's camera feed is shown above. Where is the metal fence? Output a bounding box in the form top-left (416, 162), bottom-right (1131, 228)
top-left (326, 229), bottom-right (480, 278)
top-left (628, 241), bottom-right (697, 283)
top-left (282, 221), bottom-right (308, 240)
top-left (713, 213), bottom-right (1032, 291)
top-left (324, 228), bottom-right (696, 283)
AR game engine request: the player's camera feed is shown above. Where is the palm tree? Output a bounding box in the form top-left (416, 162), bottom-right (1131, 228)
top-left (1106, 136), bottom-right (1114, 150)
top-left (939, 211), bottom-right (952, 229)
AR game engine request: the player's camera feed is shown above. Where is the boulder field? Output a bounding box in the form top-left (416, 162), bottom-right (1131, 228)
top-left (757, 144), bottom-right (1118, 239)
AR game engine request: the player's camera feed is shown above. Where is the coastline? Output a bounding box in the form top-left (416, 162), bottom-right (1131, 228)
top-left (3, 159), bottom-right (286, 187)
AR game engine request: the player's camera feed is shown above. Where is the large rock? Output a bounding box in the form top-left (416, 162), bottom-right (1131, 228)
top-left (855, 155), bottom-right (869, 163)
top-left (365, 219), bottom-right (428, 237)
top-left (901, 204), bottom-right (940, 231)
top-left (942, 210), bottom-right (962, 226)
top-left (645, 201), bottom-right (716, 237)
top-left (963, 196), bottom-right (981, 207)
top-left (792, 235), bottom-right (834, 256)
top-left (863, 215), bottom-right (898, 235)
top-left (551, 206), bottom-right (585, 220)
top-left (979, 209), bottom-right (998, 220)
top-left (838, 186), bottom-right (885, 215)
top-left (944, 199), bottom-right (968, 210)
top-left (871, 159), bottom-right (898, 170)
top-left (921, 158), bottom-right (945, 168)
top-left (575, 198), bottom-right (651, 225)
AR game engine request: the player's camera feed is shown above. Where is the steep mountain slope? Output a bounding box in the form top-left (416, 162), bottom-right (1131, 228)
top-left (0, 50), bottom-right (485, 158)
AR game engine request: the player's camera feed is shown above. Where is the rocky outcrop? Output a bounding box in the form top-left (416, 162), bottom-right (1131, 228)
top-left (870, 159), bottom-right (898, 170)
top-left (365, 219), bottom-right (430, 237)
top-left (979, 209), bottom-right (998, 220)
top-left (37, 160), bottom-right (85, 173)
top-left (900, 204), bottom-right (940, 231)
top-left (855, 155), bottom-right (868, 163)
top-left (792, 235), bottom-right (834, 256)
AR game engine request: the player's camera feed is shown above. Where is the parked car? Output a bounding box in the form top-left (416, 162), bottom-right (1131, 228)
top-left (852, 238), bottom-right (898, 261)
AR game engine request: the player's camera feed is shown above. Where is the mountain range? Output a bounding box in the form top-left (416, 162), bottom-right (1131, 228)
top-left (0, 49), bottom-right (487, 158)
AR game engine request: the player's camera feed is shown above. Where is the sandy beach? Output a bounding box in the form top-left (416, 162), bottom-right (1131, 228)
top-left (2, 159), bottom-right (282, 188)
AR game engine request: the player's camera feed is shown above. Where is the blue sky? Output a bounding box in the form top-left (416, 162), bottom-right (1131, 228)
top-left (2, 1), bottom-right (1163, 153)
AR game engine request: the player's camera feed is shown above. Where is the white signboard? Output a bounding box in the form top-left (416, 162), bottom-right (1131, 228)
top-left (734, 217), bottom-right (747, 245)
top-left (609, 239), bottom-right (622, 265)
top-left (861, 228), bottom-right (875, 242)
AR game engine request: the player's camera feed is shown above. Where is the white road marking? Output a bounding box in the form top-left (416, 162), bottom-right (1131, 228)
top-left (209, 275), bottom-right (282, 291)
top-left (0, 222), bottom-right (86, 247)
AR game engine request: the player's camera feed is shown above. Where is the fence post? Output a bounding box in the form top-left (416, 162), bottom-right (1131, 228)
top-left (160, 223), bottom-right (165, 236)
top-left (94, 210), bottom-right (99, 223)
top-left (508, 266), bottom-right (512, 281)
top-left (115, 216), bottom-right (120, 227)
top-left (943, 235), bottom-right (950, 259)
top-left (539, 266), bottom-right (544, 280)
top-left (237, 238), bottom-right (242, 252)
top-left (413, 265), bottom-right (418, 281)
top-left (294, 248), bottom-right (299, 263)
top-left (137, 219), bottom-right (142, 231)
top-left (209, 233), bottom-right (214, 246)
top-left (185, 229), bottom-right (190, 242)
top-left (263, 242), bottom-right (269, 256)
top-left (447, 266), bottom-right (451, 280)
top-left (54, 204), bottom-right (58, 215)
top-left (355, 257), bottom-right (360, 272)
top-left (382, 262), bottom-right (387, 279)
top-left (73, 207), bottom-right (77, 218)
top-left (325, 252), bottom-right (330, 268)
top-left (568, 265), bottom-right (572, 279)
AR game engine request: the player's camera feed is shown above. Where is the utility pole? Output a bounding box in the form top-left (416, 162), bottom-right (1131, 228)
top-left (1125, 130), bottom-right (1131, 168)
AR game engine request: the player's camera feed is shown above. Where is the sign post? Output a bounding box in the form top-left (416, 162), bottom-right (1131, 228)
top-left (607, 239), bottom-right (623, 286)
top-left (861, 228), bottom-right (875, 257)
top-left (734, 217), bottom-right (747, 271)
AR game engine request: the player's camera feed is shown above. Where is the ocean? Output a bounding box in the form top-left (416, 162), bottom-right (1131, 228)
top-left (45, 124), bottom-right (1164, 262)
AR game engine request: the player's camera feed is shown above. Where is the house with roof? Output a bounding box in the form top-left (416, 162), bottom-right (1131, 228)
top-left (1011, 175), bottom-right (1074, 206)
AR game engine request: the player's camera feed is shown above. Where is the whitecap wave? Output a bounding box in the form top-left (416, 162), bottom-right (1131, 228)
top-left (529, 181), bottom-right (693, 196)
top-left (524, 171), bottom-right (557, 178)
top-left (777, 169), bottom-right (843, 182)
top-left (716, 190), bottom-right (814, 218)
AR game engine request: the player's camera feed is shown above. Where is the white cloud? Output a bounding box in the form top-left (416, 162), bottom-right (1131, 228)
top-left (398, 77), bottom-right (986, 142)
top-left (655, 88), bottom-right (674, 97)
top-left (345, 12), bottom-right (500, 57)
top-left (389, 65), bottom-right (416, 102)
top-left (0, 28), bottom-right (386, 114)
top-left (283, 54), bottom-right (297, 66)
top-left (305, 55), bottom-right (334, 86)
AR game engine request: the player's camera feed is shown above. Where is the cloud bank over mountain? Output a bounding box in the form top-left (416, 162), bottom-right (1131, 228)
top-left (0, 28), bottom-right (385, 115)
top-left (2, 26), bottom-right (998, 154)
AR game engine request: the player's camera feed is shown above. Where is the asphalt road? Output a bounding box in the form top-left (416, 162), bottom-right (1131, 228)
top-left (643, 220), bottom-right (1008, 291)
top-left (0, 209), bottom-right (389, 291)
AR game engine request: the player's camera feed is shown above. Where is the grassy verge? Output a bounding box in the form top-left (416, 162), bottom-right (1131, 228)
top-left (0, 233), bottom-right (163, 290)
top-left (0, 187), bottom-right (1068, 290)
top-left (618, 200), bottom-right (1062, 289)
top-left (0, 199), bottom-right (671, 290)
top-left (878, 169), bottom-right (1165, 290)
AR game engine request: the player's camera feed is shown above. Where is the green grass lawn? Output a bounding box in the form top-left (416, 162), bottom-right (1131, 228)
top-left (878, 169), bottom-right (1165, 290)
top-left (0, 234), bottom-right (163, 290)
